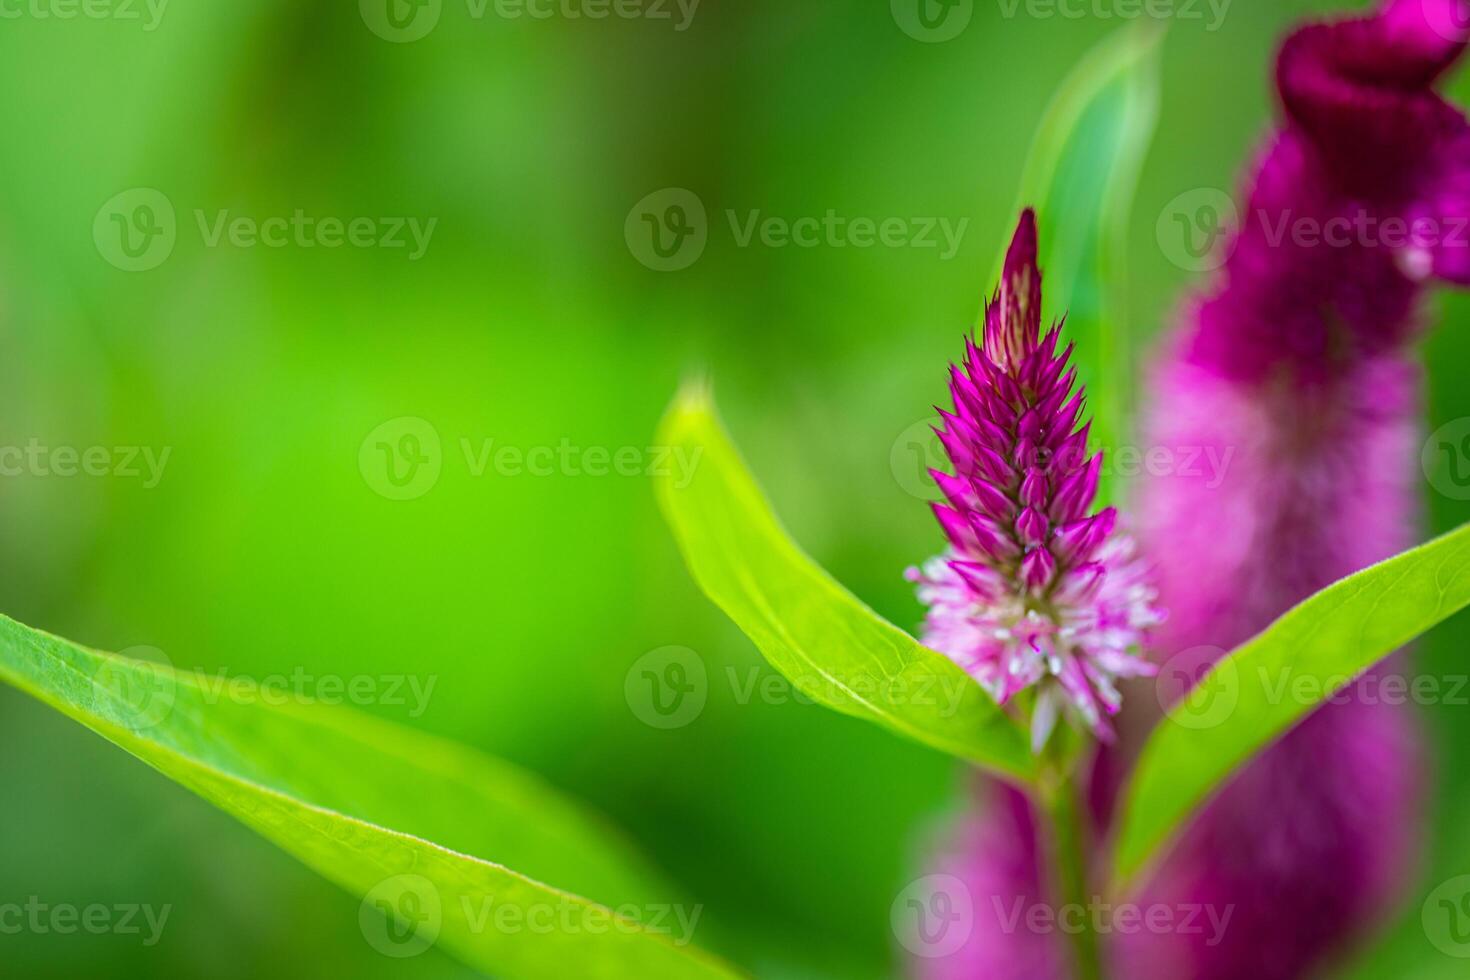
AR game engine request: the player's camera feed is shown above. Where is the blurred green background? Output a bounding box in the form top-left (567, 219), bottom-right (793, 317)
top-left (2, 0), bottom-right (1468, 976)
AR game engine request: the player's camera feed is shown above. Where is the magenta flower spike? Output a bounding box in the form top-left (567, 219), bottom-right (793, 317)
top-left (908, 210), bottom-right (1162, 752)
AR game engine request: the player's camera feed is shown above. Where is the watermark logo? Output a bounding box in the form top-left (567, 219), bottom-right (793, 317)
top-left (990, 896), bottom-right (1234, 944)
top-left (362, 0), bottom-right (698, 38)
top-left (96, 189), bottom-right (436, 269)
top-left (360, 0), bottom-right (442, 41)
top-left (1255, 209), bottom-right (1468, 258)
top-left (1423, 875), bottom-right (1470, 958)
top-left (625, 646), bottom-right (708, 729)
top-left (1157, 188), bottom-right (1237, 273)
top-left (460, 437), bottom-right (700, 484)
top-left (1155, 645), bottom-right (1237, 729)
top-left (626, 189), bottom-right (968, 271)
top-left (727, 209), bottom-right (967, 258)
top-left (1423, 418), bottom-right (1470, 501)
top-left (91, 645), bottom-right (176, 731)
top-left (0, 440), bottom-right (171, 487)
top-left (892, 874), bottom-right (974, 958)
top-left (461, 896), bottom-right (702, 943)
top-left (0, 0), bottom-right (169, 29)
top-left (0, 898), bottom-right (170, 945)
top-left (890, 418), bottom-right (1236, 500)
top-left (193, 210), bottom-right (436, 258)
top-left (1253, 669), bottom-right (1470, 709)
top-left (892, 0), bottom-right (973, 42)
top-left (727, 661), bottom-right (971, 716)
top-left (360, 417), bottom-right (443, 501)
top-left (625, 655), bottom-right (970, 727)
top-left (994, 0), bottom-right (1231, 31)
top-left (193, 668), bottom-right (438, 716)
top-left (361, 874), bottom-right (443, 958)
top-left (94, 188), bottom-right (176, 272)
top-left (890, 418), bottom-right (947, 502)
top-left (359, 427), bottom-right (699, 499)
top-left (626, 187), bottom-right (708, 272)
top-left (1159, 195), bottom-right (1470, 272)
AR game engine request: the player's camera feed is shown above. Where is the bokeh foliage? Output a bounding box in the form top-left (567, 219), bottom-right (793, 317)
top-left (2, 1), bottom-right (1467, 977)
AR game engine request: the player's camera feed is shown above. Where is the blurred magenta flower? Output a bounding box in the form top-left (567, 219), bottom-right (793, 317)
top-left (1185, 0), bottom-right (1470, 381)
top-left (1125, 0), bottom-right (1468, 976)
top-left (920, 1), bottom-right (1470, 977)
top-left (908, 210), bottom-right (1161, 752)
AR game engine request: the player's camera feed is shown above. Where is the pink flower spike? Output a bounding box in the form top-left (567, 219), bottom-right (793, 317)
top-left (909, 210), bottom-right (1163, 750)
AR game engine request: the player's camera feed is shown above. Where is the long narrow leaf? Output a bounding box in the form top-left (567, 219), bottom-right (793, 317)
top-left (0, 614), bottom-right (740, 980)
top-left (655, 382), bottom-right (1034, 782)
top-left (1113, 522), bottom-right (1470, 888)
top-left (998, 23), bottom-right (1162, 506)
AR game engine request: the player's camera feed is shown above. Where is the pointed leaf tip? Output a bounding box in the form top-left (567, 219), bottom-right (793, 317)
top-left (653, 385), bottom-right (1035, 781)
top-left (1113, 520), bottom-right (1470, 892)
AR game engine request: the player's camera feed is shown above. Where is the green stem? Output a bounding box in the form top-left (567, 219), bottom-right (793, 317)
top-left (1040, 762), bottom-right (1104, 980)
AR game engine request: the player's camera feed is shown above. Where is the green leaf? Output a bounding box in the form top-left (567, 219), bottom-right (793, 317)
top-left (996, 22), bottom-right (1162, 507)
top-left (655, 381), bottom-right (1034, 782)
top-left (0, 614), bottom-right (740, 980)
top-left (1112, 522), bottom-right (1470, 889)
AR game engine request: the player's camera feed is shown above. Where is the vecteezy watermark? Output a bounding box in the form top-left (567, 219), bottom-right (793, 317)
top-left (0, 898), bottom-right (171, 946)
top-left (1157, 188), bottom-right (1470, 273)
top-left (0, 440), bottom-right (171, 488)
top-left (892, 874), bottom-right (975, 958)
top-left (625, 187), bottom-right (970, 272)
top-left (359, 417), bottom-right (443, 501)
top-left (625, 188), bottom-right (709, 272)
top-left (459, 437), bottom-right (699, 484)
top-left (624, 648), bottom-right (975, 730)
top-left (93, 188), bottom-right (177, 272)
top-left (726, 210), bottom-right (968, 259)
top-left (1157, 647), bottom-right (1469, 730)
top-left (94, 188), bottom-right (436, 271)
top-left (1155, 645), bottom-right (1238, 730)
top-left (191, 668), bottom-right (439, 718)
top-left (722, 663), bottom-right (972, 716)
top-left (995, 0), bottom-right (1231, 31)
top-left (92, 643), bottom-right (439, 729)
top-left (358, 417), bottom-right (702, 501)
top-left (1423, 417), bottom-right (1470, 501)
top-left (625, 646), bottom-right (709, 729)
top-left (1252, 669), bottom-right (1470, 709)
top-left (1424, 875), bottom-right (1470, 958)
top-left (359, 0), bottom-right (699, 43)
top-left (359, 874), bottom-right (702, 958)
top-left (0, 0), bottom-right (168, 30)
top-left (990, 896), bottom-right (1235, 946)
top-left (193, 210), bottom-right (436, 259)
top-left (361, 875), bottom-right (442, 958)
top-left (891, 0), bottom-right (974, 43)
top-left (890, 417), bottom-right (1235, 501)
top-left (1253, 210), bottom-right (1470, 259)
top-left (1157, 188), bottom-right (1239, 273)
top-left (460, 896), bottom-right (702, 946)
top-left (91, 645), bottom-right (177, 732)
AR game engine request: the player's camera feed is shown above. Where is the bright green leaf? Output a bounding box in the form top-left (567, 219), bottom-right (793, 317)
top-left (0, 614), bottom-right (741, 980)
top-left (1113, 522), bottom-right (1470, 889)
top-left (655, 381), bottom-right (1034, 783)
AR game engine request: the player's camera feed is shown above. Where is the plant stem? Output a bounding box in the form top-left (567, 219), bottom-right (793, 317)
top-left (1040, 764), bottom-right (1104, 980)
